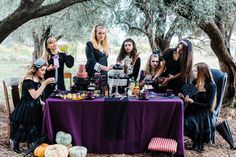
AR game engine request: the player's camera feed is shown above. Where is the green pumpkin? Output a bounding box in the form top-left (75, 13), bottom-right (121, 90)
top-left (69, 146), bottom-right (87, 157)
top-left (55, 131), bottom-right (72, 145)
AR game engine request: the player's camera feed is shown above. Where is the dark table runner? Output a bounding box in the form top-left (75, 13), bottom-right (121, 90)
top-left (103, 97), bottom-right (129, 139)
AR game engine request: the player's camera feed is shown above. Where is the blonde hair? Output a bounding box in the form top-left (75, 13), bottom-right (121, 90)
top-left (41, 36), bottom-right (56, 62)
top-left (91, 25), bottom-right (109, 56)
top-left (144, 54), bottom-right (161, 76)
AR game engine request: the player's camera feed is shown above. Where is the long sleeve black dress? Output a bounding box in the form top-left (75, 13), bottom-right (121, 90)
top-left (184, 81), bottom-right (216, 148)
top-left (44, 52), bottom-right (74, 99)
top-left (85, 41), bottom-right (108, 78)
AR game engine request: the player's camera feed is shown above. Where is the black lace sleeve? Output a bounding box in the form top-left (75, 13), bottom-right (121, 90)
top-left (129, 57), bottom-right (141, 81)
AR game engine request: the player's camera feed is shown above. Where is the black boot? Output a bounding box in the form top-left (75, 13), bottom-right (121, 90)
top-left (13, 128), bottom-right (23, 154)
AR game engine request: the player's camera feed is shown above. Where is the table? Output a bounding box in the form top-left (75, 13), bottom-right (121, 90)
top-left (42, 97), bottom-right (184, 157)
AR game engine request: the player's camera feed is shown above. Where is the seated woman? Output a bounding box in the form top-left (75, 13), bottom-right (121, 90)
top-left (117, 38), bottom-right (141, 81)
top-left (178, 62), bottom-right (217, 151)
top-left (10, 58), bottom-right (55, 153)
top-left (139, 52), bottom-right (162, 92)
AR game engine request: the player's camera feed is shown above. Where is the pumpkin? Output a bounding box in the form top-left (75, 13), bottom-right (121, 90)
top-left (45, 144), bottom-right (68, 157)
top-left (55, 131), bottom-right (72, 145)
top-left (34, 143), bottom-right (49, 157)
top-left (68, 146), bottom-right (87, 157)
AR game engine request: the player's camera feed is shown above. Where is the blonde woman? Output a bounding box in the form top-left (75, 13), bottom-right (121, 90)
top-left (10, 58), bottom-right (55, 153)
top-left (85, 24), bottom-right (112, 78)
top-left (42, 36), bottom-right (74, 99)
top-left (179, 62), bottom-right (216, 151)
top-left (139, 52), bottom-right (162, 91)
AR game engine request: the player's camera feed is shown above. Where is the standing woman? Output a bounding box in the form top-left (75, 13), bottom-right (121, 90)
top-left (139, 53), bottom-right (162, 91)
top-left (42, 36), bottom-right (74, 100)
top-left (179, 62), bottom-right (217, 151)
top-left (85, 25), bottom-right (111, 78)
top-left (156, 39), bottom-right (193, 95)
top-left (117, 38), bottom-right (141, 81)
top-left (10, 58), bottom-right (55, 153)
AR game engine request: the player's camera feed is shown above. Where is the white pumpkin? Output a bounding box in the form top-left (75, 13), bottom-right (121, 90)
top-left (69, 146), bottom-right (87, 157)
top-left (55, 131), bottom-right (72, 145)
top-left (45, 144), bottom-right (68, 157)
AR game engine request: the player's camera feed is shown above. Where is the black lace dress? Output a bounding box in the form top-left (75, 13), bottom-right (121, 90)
top-left (184, 81), bottom-right (216, 147)
top-left (10, 79), bottom-right (43, 144)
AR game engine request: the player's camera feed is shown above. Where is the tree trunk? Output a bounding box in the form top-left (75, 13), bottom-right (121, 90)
top-left (32, 25), bottom-right (52, 61)
top-left (199, 22), bottom-right (236, 107)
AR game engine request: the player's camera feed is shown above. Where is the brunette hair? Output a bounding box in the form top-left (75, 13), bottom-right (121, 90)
top-left (117, 38), bottom-right (137, 63)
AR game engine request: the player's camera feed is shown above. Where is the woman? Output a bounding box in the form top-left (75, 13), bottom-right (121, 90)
top-left (85, 25), bottom-right (111, 78)
top-left (10, 58), bottom-right (55, 153)
top-left (42, 36), bottom-right (74, 100)
top-left (117, 38), bottom-right (141, 81)
top-left (179, 62), bottom-right (216, 151)
top-left (139, 52), bottom-right (162, 92)
top-left (156, 39), bottom-right (193, 95)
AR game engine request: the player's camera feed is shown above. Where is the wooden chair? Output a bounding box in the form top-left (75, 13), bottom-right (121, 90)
top-left (64, 72), bottom-right (72, 90)
top-left (2, 78), bottom-right (20, 144)
top-left (2, 80), bottom-right (11, 144)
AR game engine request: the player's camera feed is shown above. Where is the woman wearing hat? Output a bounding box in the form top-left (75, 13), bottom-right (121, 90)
top-left (10, 58), bottom-right (55, 153)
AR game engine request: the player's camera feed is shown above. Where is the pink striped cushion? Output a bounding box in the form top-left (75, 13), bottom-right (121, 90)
top-left (148, 137), bottom-right (177, 153)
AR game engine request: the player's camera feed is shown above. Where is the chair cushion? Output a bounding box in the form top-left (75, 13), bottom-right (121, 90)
top-left (148, 137), bottom-right (177, 153)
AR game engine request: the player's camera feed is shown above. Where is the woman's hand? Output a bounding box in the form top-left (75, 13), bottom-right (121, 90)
top-left (47, 64), bottom-right (58, 71)
top-left (43, 77), bottom-right (55, 85)
top-left (184, 95), bottom-right (194, 104)
top-left (178, 93), bottom-right (185, 100)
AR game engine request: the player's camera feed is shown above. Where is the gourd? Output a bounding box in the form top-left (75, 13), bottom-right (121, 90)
top-left (45, 144), bottom-right (68, 157)
top-left (68, 146), bottom-right (87, 157)
top-left (55, 131), bottom-right (72, 145)
top-left (34, 143), bottom-right (49, 157)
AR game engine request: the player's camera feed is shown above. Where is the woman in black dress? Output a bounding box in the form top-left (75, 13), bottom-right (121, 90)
top-left (42, 36), bottom-right (74, 100)
top-left (10, 58), bottom-right (55, 153)
top-left (117, 38), bottom-right (141, 81)
top-left (139, 52), bottom-right (162, 92)
top-left (85, 25), bottom-right (112, 78)
top-left (179, 62), bottom-right (217, 151)
top-left (155, 39), bottom-right (193, 95)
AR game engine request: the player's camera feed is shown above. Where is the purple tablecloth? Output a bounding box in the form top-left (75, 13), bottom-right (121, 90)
top-left (42, 97), bottom-right (184, 156)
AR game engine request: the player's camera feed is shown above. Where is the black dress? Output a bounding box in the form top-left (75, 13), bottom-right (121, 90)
top-left (184, 81), bottom-right (216, 147)
top-left (162, 48), bottom-right (185, 94)
top-left (128, 57), bottom-right (141, 81)
top-left (44, 52), bottom-right (74, 99)
top-left (10, 79), bottom-right (43, 144)
top-left (85, 41), bottom-right (108, 78)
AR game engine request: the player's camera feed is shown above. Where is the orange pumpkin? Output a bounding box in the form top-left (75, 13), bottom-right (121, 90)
top-left (34, 143), bottom-right (49, 157)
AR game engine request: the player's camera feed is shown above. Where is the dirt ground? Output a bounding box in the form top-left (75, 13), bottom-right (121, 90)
top-left (1, 104), bottom-right (236, 157)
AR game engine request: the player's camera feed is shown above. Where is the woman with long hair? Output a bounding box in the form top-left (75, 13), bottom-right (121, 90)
top-left (155, 38), bottom-right (193, 94)
top-left (10, 58), bottom-right (55, 153)
top-left (179, 62), bottom-right (216, 151)
top-left (42, 36), bottom-right (74, 100)
top-left (85, 24), bottom-right (111, 78)
top-left (139, 52), bottom-right (162, 91)
top-left (117, 38), bottom-right (141, 81)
